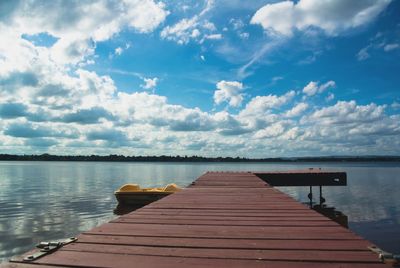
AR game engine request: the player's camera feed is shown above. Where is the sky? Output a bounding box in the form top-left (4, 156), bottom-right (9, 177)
top-left (0, 0), bottom-right (399, 158)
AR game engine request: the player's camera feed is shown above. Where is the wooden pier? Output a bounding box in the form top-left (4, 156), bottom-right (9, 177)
top-left (3, 171), bottom-right (390, 267)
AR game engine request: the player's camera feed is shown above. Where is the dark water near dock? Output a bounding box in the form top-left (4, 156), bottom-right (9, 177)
top-left (0, 161), bottom-right (399, 262)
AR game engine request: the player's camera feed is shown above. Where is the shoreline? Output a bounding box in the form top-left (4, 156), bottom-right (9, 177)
top-left (1, 154), bottom-right (400, 163)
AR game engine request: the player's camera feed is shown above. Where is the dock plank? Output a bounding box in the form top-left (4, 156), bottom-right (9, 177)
top-left (120, 214), bottom-right (333, 221)
top-left (29, 251), bottom-right (386, 268)
top-left (112, 217), bottom-right (340, 226)
top-left (75, 234), bottom-right (373, 251)
top-left (84, 222), bottom-right (363, 240)
top-left (59, 243), bottom-right (381, 263)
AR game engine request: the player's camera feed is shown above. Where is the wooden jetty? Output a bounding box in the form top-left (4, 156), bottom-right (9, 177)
top-left (3, 171), bottom-right (391, 267)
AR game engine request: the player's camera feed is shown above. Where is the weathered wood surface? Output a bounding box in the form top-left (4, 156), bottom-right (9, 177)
top-left (4, 171), bottom-right (387, 267)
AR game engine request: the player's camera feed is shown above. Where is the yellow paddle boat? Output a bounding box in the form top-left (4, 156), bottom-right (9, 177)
top-left (114, 183), bottom-right (181, 206)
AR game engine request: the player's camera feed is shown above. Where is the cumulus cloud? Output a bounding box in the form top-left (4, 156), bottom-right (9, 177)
top-left (1, 0), bottom-right (168, 64)
top-left (251, 0), bottom-right (392, 36)
top-left (254, 122), bottom-right (286, 139)
top-left (240, 90), bottom-right (295, 117)
top-left (294, 100), bottom-right (400, 155)
top-left (213, 80), bottom-right (244, 107)
top-left (302, 80), bottom-right (335, 97)
top-left (108, 92), bottom-right (215, 132)
top-left (285, 102), bottom-right (308, 117)
top-left (305, 100), bottom-right (385, 125)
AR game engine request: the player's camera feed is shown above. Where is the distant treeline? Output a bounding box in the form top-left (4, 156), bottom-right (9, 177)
top-left (0, 154), bottom-right (399, 162)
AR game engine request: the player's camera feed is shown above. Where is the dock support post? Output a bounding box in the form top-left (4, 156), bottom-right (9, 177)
top-left (319, 186), bottom-right (326, 205)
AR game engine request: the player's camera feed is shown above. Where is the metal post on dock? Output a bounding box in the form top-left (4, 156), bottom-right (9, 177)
top-left (319, 185), bottom-right (326, 205)
top-left (308, 186), bottom-right (313, 207)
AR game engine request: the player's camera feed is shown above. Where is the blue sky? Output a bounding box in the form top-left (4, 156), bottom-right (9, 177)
top-left (0, 0), bottom-right (399, 157)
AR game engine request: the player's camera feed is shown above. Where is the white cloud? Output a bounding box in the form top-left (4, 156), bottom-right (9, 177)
top-left (384, 43), bottom-right (399, 51)
top-left (214, 80), bottom-right (244, 107)
top-left (141, 77), bottom-right (158, 90)
top-left (305, 100), bottom-right (385, 125)
top-left (298, 51), bottom-right (322, 65)
top-left (357, 31), bottom-right (399, 60)
top-left (251, 1), bottom-right (295, 36)
top-left (123, 1), bottom-right (169, 33)
top-left (237, 39), bottom-right (284, 79)
top-left (161, 18), bottom-right (198, 45)
top-left (285, 103), bottom-right (308, 117)
top-left (51, 37), bottom-right (95, 65)
top-left (115, 47), bottom-right (123, 56)
top-left (270, 76), bottom-right (284, 85)
top-left (240, 90), bottom-right (295, 117)
top-left (239, 32), bottom-right (250, 39)
top-left (228, 18), bottom-right (249, 40)
top-left (229, 18), bottom-right (245, 31)
top-left (254, 122), bottom-right (286, 138)
top-left (357, 46), bottom-right (371, 61)
top-left (326, 93), bottom-right (335, 102)
top-left (203, 33), bottom-right (222, 41)
top-left (302, 80), bottom-right (335, 96)
top-left (281, 127), bottom-right (301, 140)
top-left (302, 81), bottom-right (318, 96)
top-left (251, 0), bottom-right (392, 36)
top-left (160, 0), bottom-right (220, 44)
top-left (161, 18), bottom-right (219, 44)
top-left (2, 0), bottom-right (168, 64)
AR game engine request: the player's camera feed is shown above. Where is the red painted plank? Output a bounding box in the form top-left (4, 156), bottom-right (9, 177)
top-left (60, 243), bottom-right (381, 263)
top-left (121, 214), bottom-right (333, 221)
top-left (85, 223), bottom-right (362, 240)
top-left (76, 234), bottom-right (374, 251)
top-left (112, 217), bottom-right (340, 227)
top-left (144, 205), bottom-right (311, 210)
top-left (165, 196), bottom-right (295, 201)
top-left (133, 210), bottom-right (329, 217)
top-left (0, 264), bottom-right (63, 268)
top-left (31, 251), bottom-right (386, 268)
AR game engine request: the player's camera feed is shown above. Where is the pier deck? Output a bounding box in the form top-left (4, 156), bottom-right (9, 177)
top-left (4, 171), bottom-right (389, 267)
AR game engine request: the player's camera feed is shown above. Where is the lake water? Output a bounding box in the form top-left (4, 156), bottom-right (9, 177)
top-left (0, 161), bottom-right (399, 263)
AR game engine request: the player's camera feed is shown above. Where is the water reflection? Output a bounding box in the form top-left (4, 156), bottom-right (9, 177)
top-left (113, 204), bottom-right (145, 216)
top-left (312, 204), bottom-right (348, 228)
top-left (0, 161), bottom-right (399, 263)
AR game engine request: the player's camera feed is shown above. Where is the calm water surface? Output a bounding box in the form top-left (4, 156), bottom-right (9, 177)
top-left (0, 161), bottom-right (399, 262)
